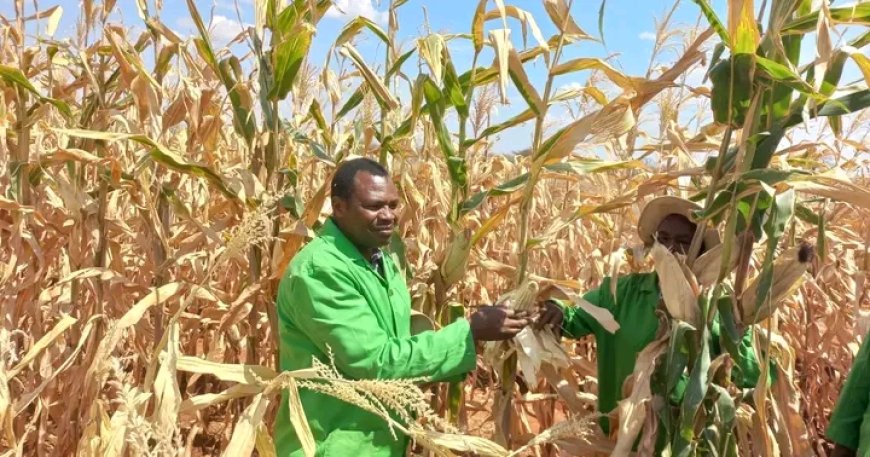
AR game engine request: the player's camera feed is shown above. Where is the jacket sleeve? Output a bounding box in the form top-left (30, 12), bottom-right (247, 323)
top-left (282, 266), bottom-right (478, 382)
top-left (558, 280), bottom-right (608, 339)
top-left (827, 332), bottom-right (870, 451)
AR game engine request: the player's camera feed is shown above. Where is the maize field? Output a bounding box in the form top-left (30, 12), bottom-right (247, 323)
top-left (1, 0), bottom-right (869, 455)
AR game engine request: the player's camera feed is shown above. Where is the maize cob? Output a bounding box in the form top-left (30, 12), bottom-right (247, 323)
top-left (439, 229), bottom-right (472, 287)
top-left (739, 243), bottom-right (814, 324)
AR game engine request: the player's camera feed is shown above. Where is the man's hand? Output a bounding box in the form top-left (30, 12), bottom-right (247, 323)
top-left (535, 300), bottom-right (565, 336)
top-left (468, 305), bottom-right (532, 341)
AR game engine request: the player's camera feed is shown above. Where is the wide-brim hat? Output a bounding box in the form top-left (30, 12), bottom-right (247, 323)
top-left (638, 196), bottom-right (721, 249)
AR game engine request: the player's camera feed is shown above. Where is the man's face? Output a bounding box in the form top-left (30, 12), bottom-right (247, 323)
top-left (332, 171), bottom-right (400, 252)
top-left (655, 214), bottom-right (697, 255)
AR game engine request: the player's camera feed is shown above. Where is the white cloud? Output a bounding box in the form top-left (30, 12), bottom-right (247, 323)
top-left (639, 31), bottom-right (657, 41)
top-left (326, 0), bottom-right (388, 24)
top-left (176, 14), bottom-right (250, 44)
top-left (210, 15), bottom-right (248, 43)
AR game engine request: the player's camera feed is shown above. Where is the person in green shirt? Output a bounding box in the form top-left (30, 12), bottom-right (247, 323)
top-left (273, 158), bottom-right (533, 457)
top-left (827, 330), bottom-right (870, 457)
top-left (536, 196), bottom-right (765, 434)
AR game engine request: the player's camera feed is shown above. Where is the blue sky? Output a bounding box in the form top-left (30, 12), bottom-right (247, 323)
top-left (1, 0), bottom-right (865, 154)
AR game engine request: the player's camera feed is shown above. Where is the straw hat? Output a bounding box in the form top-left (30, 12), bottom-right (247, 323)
top-left (637, 196), bottom-right (721, 249)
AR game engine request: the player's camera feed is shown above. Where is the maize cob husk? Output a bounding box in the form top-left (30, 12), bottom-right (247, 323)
top-left (438, 229), bottom-right (472, 287)
top-left (692, 233), bottom-right (747, 287)
top-left (739, 243), bottom-right (813, 324)
top-left (651, 242), bottom-right (700, 327)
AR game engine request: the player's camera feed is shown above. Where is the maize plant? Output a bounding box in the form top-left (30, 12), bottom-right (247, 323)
top-left (1, 0), bottom-right (869, 456)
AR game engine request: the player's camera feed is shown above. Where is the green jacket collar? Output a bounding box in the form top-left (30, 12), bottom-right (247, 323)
top-left (320, 218), bottom-right (383, 270)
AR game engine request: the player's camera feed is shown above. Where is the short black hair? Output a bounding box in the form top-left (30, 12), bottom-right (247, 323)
top-left (331, 158), bottom-right (389, 200)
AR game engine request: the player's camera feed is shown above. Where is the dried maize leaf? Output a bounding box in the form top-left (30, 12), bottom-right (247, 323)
top-left (692, 233), bottom-right (746, 287)
top-left (222, 393), bottom-right (271, 457)
top-left (285, 378), bottom-right (316, 457)
top-left (650, 243), bottom-right (700, 326)
top-left (9, 314), bottom-right (77, 378)
top-left (181, 384), bottom-right (264, 413)
top-left (175, 356), bottom-right (279, 384)
top-left (739, 244), bottom-right (813, 324)
top-left (255, 424), bottom-right (278, 457)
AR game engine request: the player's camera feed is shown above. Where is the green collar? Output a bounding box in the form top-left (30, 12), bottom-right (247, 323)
top-left (319, 218), bottom-right (370, 265)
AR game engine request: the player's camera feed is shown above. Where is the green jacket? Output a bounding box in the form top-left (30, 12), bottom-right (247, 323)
top-left (560, 272), bottom-right (765, 433)
top-left (273, 219), bottom-right (478, 457)
top-left (827, 331), bottom-right (870, 456)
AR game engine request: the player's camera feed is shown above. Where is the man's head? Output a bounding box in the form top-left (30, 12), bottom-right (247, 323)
top-left (655, 213), bottom-right (698, 255)
top-left (637, 196), bottom-right (720, 255)
top-left (331, 158), bottom-right (400, 253)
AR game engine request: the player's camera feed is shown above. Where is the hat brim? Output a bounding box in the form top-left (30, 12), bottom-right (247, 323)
top-left (638, 196), bottom-right (721, 249)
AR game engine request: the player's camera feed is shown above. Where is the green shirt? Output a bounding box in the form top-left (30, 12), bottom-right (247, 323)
top-left (560, 272), bottom-right (764, 433)
top-left (273, 219), bottom-right (478, 457)
top-left (827, 331), bottom-right (870, 456)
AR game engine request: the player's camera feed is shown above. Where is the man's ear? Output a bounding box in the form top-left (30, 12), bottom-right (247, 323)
top-left (332, 197), bottom-right (347, 218)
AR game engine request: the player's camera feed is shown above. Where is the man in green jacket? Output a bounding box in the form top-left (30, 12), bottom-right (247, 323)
top-left (536, 196), bottom-right (765, 434)
top-left (828, 331), bottom-right (870, 457)
top-left (274, 158), bottom-right (532, 457)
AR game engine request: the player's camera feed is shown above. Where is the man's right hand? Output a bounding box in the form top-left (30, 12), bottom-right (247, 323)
top-left (468, 305), bottom-right (532, 341)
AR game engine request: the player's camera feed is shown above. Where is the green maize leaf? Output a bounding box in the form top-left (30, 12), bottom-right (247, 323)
top-left (850, 30), bottom-right (870, 49)
top-left (782, 3), bottom-right (870, 34)
top-left (459, 172), bottom-right (529, 215)
top-left (794, 204), bottom-right (821, 225)
top-left (458, 44), bottom-right (549, 89)
top-left (336, 49), bottom-right (414, 119)
top-left (308, 100), bottom-right (332, 147)
top-left (56, 129), bottom-right (238, 201)
top-left (186, 0), bottom-right (256, 142)
top-left (442, 46), bottom-right (468, 118)
top-left (463, 108), bottom-right (536, 148)
top-left (755, 56), bottom-right (814, 94)
top-left (728, 0), bottom-right (760, 54)
top-left (766, 34), bottom-right (803, 121)
top-left (691, 0), bottom-right (731, 46)
top-left (666, 322), bottom-right (694, 395)
top-left (422, 77), bottom-right (466, 187)
top-left (0, 65), bottom-right (72, 118)
top-left (711, 384), bottom-right (737, 451)
top-left (545, 158), bottom-right (645, 175)
top-left (335, 16), bottom-right (389, 48)
top-left (336, 85), bottom-right (367, 120)
top-left (753, 189), bottom-right (796, 317)
top-left (342, 45), bottom-right (400, 111)
top-left (715, 293), bottom-right (742, 358)
top-left (507, 48), bottom-right (544, 114)
top-left (710, 54), bottom-right (754, 127)
top-left (271, 23), bottom-right (315, 101)
top-left (676, 297), bottom-right (711, 455)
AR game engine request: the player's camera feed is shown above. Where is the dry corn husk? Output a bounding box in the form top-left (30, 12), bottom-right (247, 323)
top-left (739, 244), bottom-right (813, 324)
top-left (483, 280), bottom-right (571, 386)
top-left (692, 233), bottom-right (747, 287)
top-left (650, 242), bottom-right (700, 327)
top-left (438, 229), bottom-right (472, 286)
